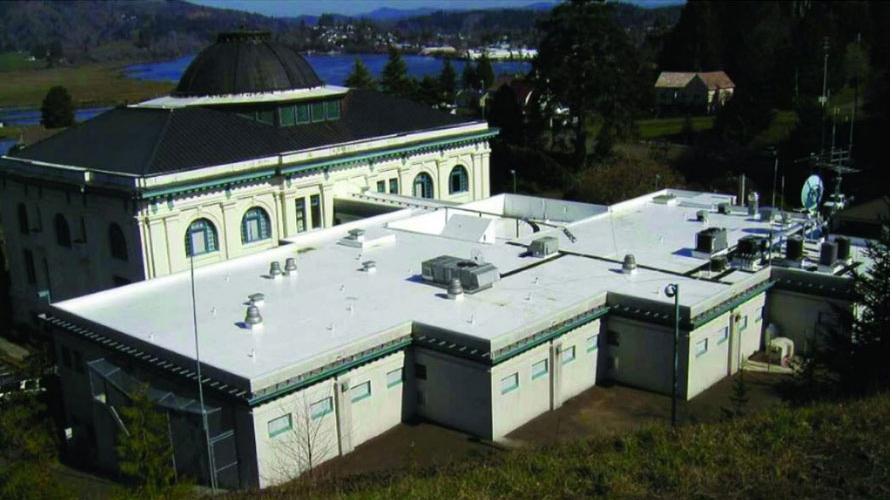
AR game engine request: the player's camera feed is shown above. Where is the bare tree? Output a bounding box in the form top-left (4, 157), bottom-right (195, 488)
top-left (264, 391), bottom-right (338, 486)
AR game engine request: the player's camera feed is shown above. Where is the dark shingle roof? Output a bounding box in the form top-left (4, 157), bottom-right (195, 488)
top-left (9, 90), bottom-right (477, 176)
top-left (174, 32), bottom-right (323, 97)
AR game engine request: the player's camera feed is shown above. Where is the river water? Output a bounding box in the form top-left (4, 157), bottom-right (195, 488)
top-left (0, 53), bottom-right (530, 128)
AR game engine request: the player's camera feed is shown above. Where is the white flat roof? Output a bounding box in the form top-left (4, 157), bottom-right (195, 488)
top-left (53, 190), bottom-right (812, 393)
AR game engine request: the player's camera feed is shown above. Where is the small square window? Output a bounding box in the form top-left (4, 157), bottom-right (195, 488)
top-left (376, 180), bottom-right (386, 193)
top-left (561, 346), bottom-right (576, 365)
top-left (415, 363), bottom-right (427, 380)
top-left (531, 359), bottom-right (548, 380)
top-left (325, 100), bottom-right (341, 120)
top-left (386, 368), bottom-right (403, 388)
top-left (500, 373), bottom-right (519, 394)
top-left (350, 381), bottom-right (371, 403)
top-left (310, 397), bottom-right (333, 419)
top-left (280, 105), bottom-right (296, 127)
top-left (586, 335), bottom-right (599, 353)
top-left (268, 414), bottom-right (292, 437)
top-left (311, 102), bottom-right (325, 122)
top-left (695, 338), bottom-right (708, 357)
top-left (718, 327), bottom-right (729, 344)
top-left (389, 178), bottom-right (399, 194)
top-left (740, 315), bottom-right (749, 330)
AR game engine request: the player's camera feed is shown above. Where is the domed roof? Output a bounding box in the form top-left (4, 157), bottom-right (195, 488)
top-left (173, 31), bottom-right (323, 97)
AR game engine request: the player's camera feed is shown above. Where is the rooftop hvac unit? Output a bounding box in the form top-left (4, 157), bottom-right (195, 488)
top-left (693, 227), bottom-right (728, 258)
top-left (819, 241), bottom-right (838, 267)
top-left (696, 210), bottom-right (709, 223)
top-left (528, 236), bottom-right (559, 258)
top-left (835, 237), bottom-right (851, 262)
top-left (421, 255), bottom-right (500, 293)
top-left (710, 255), bottom-right (728, 273)
top-left (732, 235), bottom-right (768, 271)
top-left (717, 202), bottom-right (731, 215)
top-left (785, 236), bottom-right (804, 261)
top-left (759, 207), bottom-right (777, 223)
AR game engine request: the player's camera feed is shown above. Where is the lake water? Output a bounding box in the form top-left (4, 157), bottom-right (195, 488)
top-left (125, 53), bottom-right (531, 86)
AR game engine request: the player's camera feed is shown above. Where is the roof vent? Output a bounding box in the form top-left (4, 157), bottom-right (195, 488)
top-left (717, 202), bottom-right (731, 215)
top-left (348, 228), bottom-right (365, 242)
top-left (269, 261), bottom-right (283, 278)
top-left (244, 305), bottom-right (263, 330)
top-left (362, 260), bottom-right (377, 273)
top-left (529, 236), bottom-right (559, 258)
top-left (785, 236), bottom-right (804, 261)
top-left (696, 210), bottom-right (709, 224)
top-left (284, 258), bottom-right (297, 276)
top-left (447, 278), bottom-right (464, 300)
top-left (835, 237), bottom-right (851, 262)
top-left (622, 254), bottom-right (638, 274)
top-left (819, 241), bottom-right (838, 267)
top-left (249, 293), bottom-right (265, 306)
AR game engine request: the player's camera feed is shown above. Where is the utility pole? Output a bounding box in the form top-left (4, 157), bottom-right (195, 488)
top-left (849, 33), bottom-right (861, 154)
top-left (665, 283), bottom-right (680, 427)
top-left (820, 36), bottom-right (830, 153)
top-left (190, 255), bottom-right (217, 492)
top-left (770, 147), bottom-right (779, 208)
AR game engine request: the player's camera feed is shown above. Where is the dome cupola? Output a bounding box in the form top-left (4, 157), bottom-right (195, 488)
top-left (173, 31), bottom-right (323, 97)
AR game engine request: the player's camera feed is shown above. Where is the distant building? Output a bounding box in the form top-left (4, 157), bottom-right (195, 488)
top-left (0, 31), bottom-right (496, 328)
top-left (654, 71), bottom-right (735, 114)
top-left (419, 46), bottom-right (457, 56)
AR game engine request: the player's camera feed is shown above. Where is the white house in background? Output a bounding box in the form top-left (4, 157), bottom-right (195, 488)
top-left (0, 31), bottom-right (496, 327)
top-left (45, 189), bottom-right (863, 489)
top-left (655, 70), bottom-right (735, 113)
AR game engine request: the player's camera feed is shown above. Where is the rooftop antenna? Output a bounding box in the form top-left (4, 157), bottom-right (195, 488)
top-left (819, 36), bottom-right (830, 153)
top-left (849, 33), bottom-right (861, 154)
top-left (189, 254), bottom-right (217, 492)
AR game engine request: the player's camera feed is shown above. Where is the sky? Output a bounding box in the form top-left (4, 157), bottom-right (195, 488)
top-left (187, 0), bottom-right (682, 18)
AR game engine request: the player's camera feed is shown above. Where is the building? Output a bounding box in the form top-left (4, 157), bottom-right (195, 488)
top-left (654, 71), bottom-right (735, 114)
top-left (0, 31), bottom-right (496, 327)
top-left (43, 189), bottom-right (863, 489)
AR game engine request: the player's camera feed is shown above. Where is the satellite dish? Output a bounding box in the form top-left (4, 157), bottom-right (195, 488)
top-left (800, 175), bottom-right (824, 211)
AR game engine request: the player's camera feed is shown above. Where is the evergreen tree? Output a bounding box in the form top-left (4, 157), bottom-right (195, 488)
top-left (489, 84), bottom-right (524, 145)
top-left (414, 76), bottom-right (442, 107)
top-left (438, 59), bottom-right (457, 105)
top-left (476, 54), bottom-right (495, 90)
top-left (380, 46), bottom-right (414, 98)
top-left (40, 86), bottom-right (74, 129)
top-left (345, 57), bottom-right (376, 90)
top-left (721, 370), bottom-right (750, 420)
top-left (116, 385), bottom-right (189, 499)
top-left (462, 61), bottom-right (479, 91)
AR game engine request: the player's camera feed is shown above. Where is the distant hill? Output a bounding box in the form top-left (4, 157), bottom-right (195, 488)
top-left (360, 7), bottom-right (441, 22)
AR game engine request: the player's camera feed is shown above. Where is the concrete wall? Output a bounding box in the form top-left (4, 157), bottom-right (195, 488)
top-left (253, 351), bottom-right (406, 488)
top-left (603, 316), bottom-right (674, 395)
top-left (412, 348), bottom-right (492, 438)
top-left (765, 289), bottom-right (849, 356)
top-left (489, 318), bottom-right (600, 440)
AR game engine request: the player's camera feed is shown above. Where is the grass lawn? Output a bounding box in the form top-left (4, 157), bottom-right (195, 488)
top-left (636, 115), bottom-right (715, 139)
top-left (0, 51), bottom-right (42, 72)
top-left (0, 63), bottom-right (172, 108)
top-left (750, 109), bottom-right (798, 149)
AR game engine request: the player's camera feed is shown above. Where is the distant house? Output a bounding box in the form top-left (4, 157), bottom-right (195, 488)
top-left (654, 71), bottom-right (735, 114)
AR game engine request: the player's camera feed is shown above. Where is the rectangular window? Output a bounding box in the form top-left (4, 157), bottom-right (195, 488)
top-left (389, 178), bottom-right (399, 194)
top-left (295, 197), bottom-right (307, 233)
top-left (386, 368), bottom-right (403, 388)
top-left (325, 100), bottom-right (341, 120)
top-left (500, 373), bottom-right (519, 394)
top-left (23, 250), bottom-right (36, 284)
top-left (268, 414), bottom-right (292, 437)
top-left (296, 104), bottom-right (310, 124)
top-left (718, 327), bottom-right (729, 344)
top-left (311, 102), bottom-right (325, 122)
top-left (739, 315), bottom-right (748, 331)
top-left (376, 180), bottom-right (386, 193)
top-left (279, 105), bottom-right (296, 127)
top-left (695, 338), bottom-right (708, 357)
top-left (561, 346), bottom-right (576, 365)
top-left (531, 359), bottom-right (548, 380)
top-left (256, 109), bottom-right (274, 125)
top-left (415, 363), bottom-right (427, 380)
top-left (310, 397), bottom-right (333, 419)
top-left (586, 335), bottom-right (599, 353)
top-left (190, 230), bottom-right (209, 255)
top-left (350, 381), bottom-right (371, 402)
top-left (310, 194), bottom-right (322, 229)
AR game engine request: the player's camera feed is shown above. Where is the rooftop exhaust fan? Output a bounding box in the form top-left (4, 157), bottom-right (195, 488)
top-left (447, 278), bottom-right (464, 300)
top-left (284, 258), bottom-right (297, 276)
top-left (244, 305), bottom-right (263, 330)
top-left (269, 261), bottom-right (283, 278)
top-left (622, 254), bottom-right (637, 274)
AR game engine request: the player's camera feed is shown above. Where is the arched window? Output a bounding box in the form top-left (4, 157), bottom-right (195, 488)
top-left (241, 207), bottom-right (272, 244)
top-left (449, 165), bottom-right (469, 194)
top-left (109, 223), bottom-right (128, 261)
top-left (185, 218), bottom-right (218, 257)
top-left (413, 173), bottom-right (434, 199)
top-left (54, 214), bottom-right (71, 248)
top-left (17, 203), bottom-right (28, 235)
